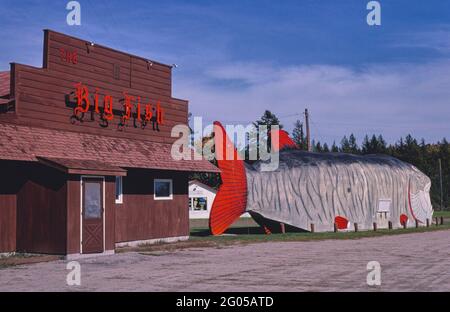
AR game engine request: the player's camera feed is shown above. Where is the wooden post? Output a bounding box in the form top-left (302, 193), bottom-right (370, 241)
top-left (305, 109), bottom-right (311, 152)
top-left (402, 221), bottom-right (407, 229)
top-left (426, 218), bottom-right (430, 227)
top-left (439, 158), bottom-right (443, 210)
top-left (388, 221), bottom-right (392, 230)
top-left (280, 223), bottom-right (286, 234)
top-left (415, 219), bottom-right (419, 228)
top-left (310, 223), bottom-right (315, 233)
top-left (373, 222), bottom-right (377, 231)
top-left (441, 216), bottom-right (444, 225)
top-left (436, 217), bottom-right (439, 226)
top-left (334, 223), bottom-right (337, 233)
top-left (354, 223), bottom-right (358, 232)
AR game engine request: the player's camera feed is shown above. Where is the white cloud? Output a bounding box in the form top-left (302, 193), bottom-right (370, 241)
top-left (174, 61), bottom-right (450, 144)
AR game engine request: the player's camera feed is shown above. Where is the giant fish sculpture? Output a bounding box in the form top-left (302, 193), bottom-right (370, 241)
top-left (209, 121), bottom-right (434, 235)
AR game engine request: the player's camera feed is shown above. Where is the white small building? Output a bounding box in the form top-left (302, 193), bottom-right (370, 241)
top-left (189, 180), bottom-right (217, 219)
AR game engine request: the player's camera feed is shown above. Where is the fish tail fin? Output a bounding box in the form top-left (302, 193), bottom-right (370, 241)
top-left (209, 121), bottom-right (248, 235)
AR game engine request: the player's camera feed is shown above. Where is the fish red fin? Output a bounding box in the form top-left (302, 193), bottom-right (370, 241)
top-left (209, 121), bottom-right (248, 235)
top-left (334, 216), bottom-right (349, 230)
top-left (400, 214), bottom-right (408, 226)
top-left (272, 129), bottom-right (297, 152)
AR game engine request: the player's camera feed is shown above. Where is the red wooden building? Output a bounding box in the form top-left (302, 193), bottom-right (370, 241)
top-left (0, 30), bottom-right (218, 258)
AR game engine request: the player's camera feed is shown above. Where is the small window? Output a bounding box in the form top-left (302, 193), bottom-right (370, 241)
top-left (154, 179), bottom-right (173, 200)
top-left (115, 176), bottom-right (123, 204)
top-left (193, 197), bottom-right (208, 211)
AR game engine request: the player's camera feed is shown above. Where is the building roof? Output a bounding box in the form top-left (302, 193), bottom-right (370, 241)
top-left (0, 71), bottom-right (10, 105)
top-left (0, 122), bottom-right (220, 173)
top-left (189, 179), bottom-right (218, 193)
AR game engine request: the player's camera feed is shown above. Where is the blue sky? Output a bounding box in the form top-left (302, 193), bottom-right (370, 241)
top-left (1, 0), bottom-right (450, 144)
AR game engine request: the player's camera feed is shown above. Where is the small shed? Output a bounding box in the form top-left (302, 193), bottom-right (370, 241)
top-left (188, 180), bottom-right (217, 219)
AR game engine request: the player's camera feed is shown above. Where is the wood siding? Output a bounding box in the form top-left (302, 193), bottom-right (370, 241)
top-left (16, 163), bottom-right (67, 254)
top-left (0, 195), bottom-right (16, 252)
top-left (9, 30), bottom-right (188, 144)
top-left (115, 169), bottom-right (189, 243)
top-left (0, 161), bottom-right (22, 253)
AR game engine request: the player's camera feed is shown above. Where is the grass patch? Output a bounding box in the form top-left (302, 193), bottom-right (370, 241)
top-left (189, 223), bottom-right (450, 244)
top-left (119, 223), bottom-right (450, 254)
top-left (434, 210), bottom-right (450, 218)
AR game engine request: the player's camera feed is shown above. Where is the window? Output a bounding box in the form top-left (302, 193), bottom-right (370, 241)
top-left (115, 176), bottom-right (123, 204)
top-left (154, 179), bottom-right (173, 200)
top-left (192, 197), bottom-right (207, 211)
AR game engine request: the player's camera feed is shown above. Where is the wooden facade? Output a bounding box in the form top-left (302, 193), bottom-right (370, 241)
top-left (0, 30), bottom-right (218, 256)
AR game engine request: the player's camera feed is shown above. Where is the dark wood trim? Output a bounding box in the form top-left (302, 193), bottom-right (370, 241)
top-left (68, 168), bottom-right (126, 176)
top-left (36, 157), bottom-right (127, 177)
top-left (43, 29), bottom-right (49, 69)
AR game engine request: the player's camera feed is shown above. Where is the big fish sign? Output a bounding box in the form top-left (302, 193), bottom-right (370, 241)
top-left (210, 121), bottom-right (434, 235)
top-left (71, 83), bottom-right (165, 131)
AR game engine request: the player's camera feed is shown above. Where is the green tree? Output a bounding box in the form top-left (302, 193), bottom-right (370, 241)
top-left (292, 119), bottom-right (307, 150)
top-left (331, 141), bottom-right (339, 152)
top-left (340, 135), bottom-right (350, 153)
top-left (253, 110), bottom-right (283, 129)
top-left (251, 110), bottom-right (284, 157)
top-left (348, 134), bottom-right (359, 154)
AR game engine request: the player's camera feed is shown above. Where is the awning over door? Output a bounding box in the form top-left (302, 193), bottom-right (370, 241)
top-left (37, 156), bottom-right (127, 176)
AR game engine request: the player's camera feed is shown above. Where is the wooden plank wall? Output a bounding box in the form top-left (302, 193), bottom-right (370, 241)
top-left (66, 177), bottom-right (81, 254)
top-left (11, 30), bottom-right (188, 144)
top-left (0, 161), bottom-right (23, 253)
top-left (115, 169), bottom-right (189, 243)
top-left (0, 195), bottom-right (16, 252)
top-left (16, 163), bottom-right (67, 254)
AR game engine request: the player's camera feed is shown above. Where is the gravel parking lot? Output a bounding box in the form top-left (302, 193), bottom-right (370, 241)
top-left (0, 230), bottom-right (449, 292)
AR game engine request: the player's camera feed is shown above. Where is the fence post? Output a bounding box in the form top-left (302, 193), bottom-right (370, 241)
top-left (415, 219), bottom-right (419, 228)
top-left (310, 223), bottom-right (315, 233)
top-left (354, 223), bottom-right (358, 232)
top-left (373, 222), bottom-right (377, 231)
top-left (435, 217), bottom-right (439, 226)
top-left (334, 223), bottom-right (337, 233)
top-left (403, 221), bottom-right (407, 229)
top-left (388, 221), bottom-right (392, 230)
top-left (426, 218), bottom-right (430, 227)
top-left (441, 216), bottom-right (444, 225)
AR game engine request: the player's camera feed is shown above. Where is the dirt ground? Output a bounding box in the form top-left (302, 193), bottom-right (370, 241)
top-left (0, 230), bottom-right (449, 292)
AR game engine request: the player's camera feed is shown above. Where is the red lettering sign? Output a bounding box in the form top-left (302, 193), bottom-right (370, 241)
top-left (71, 83), bottom-right (164, 131)
top-left (60, 48), bottom-right (78, 65)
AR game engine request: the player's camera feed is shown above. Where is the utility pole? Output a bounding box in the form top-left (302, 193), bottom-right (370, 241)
top-left (439, 158), bottom-right (444, 210)
top-left (305, 108), bottom-right (311, 152)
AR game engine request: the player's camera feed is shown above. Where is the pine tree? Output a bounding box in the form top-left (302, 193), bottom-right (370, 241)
top-left (315, 141), bottom-right (323, 152)
top-left (252, 110), bottom-right (283, 155)
top-left (253, 110), bottom-right (283, 129)
top-left (292, 119), bottom-right (307, 150)
top-left (348, 134), bottom-right (359, 154)
top-left (340, 136), bottom-right (350, 153)
top-left (331, 141), bottom-right (339, 152)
